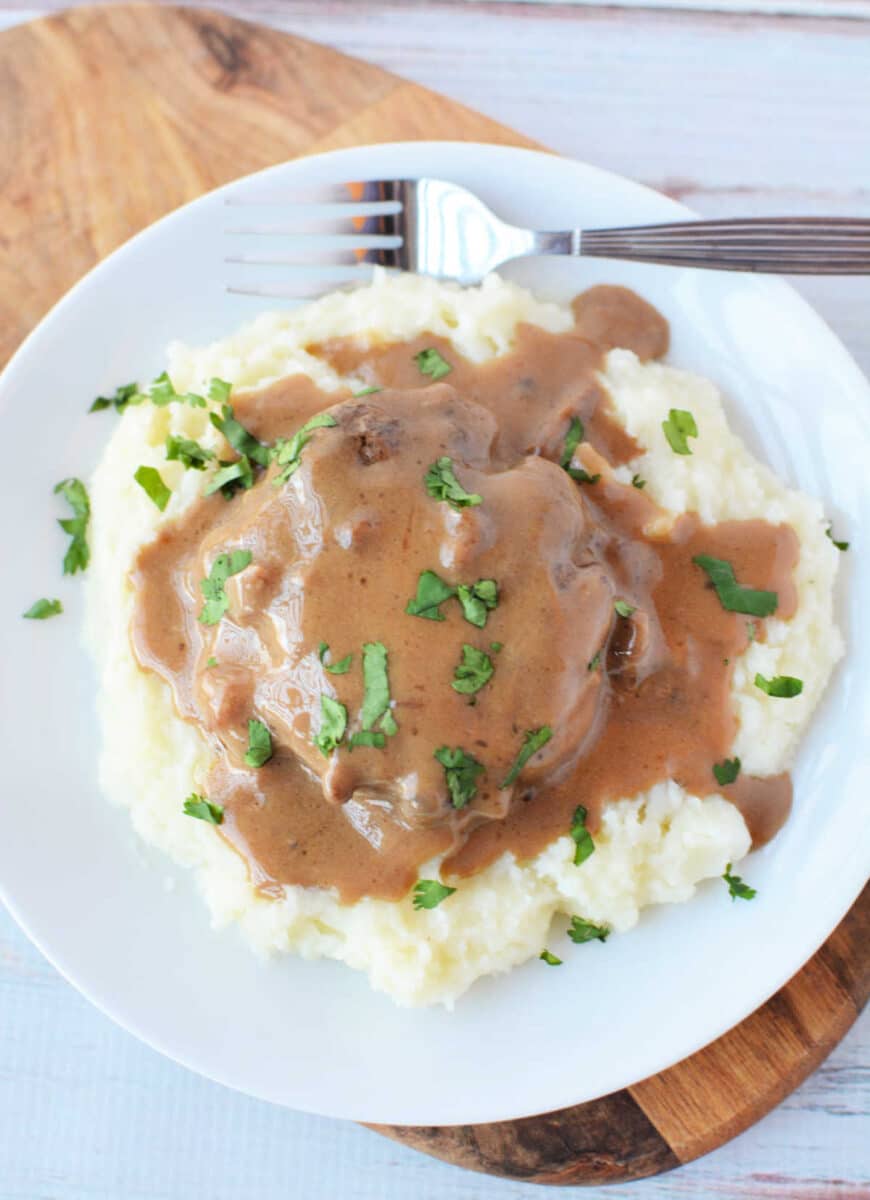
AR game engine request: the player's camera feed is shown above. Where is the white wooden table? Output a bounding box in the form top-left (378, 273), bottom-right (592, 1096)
top-left (0, 2), bottom-right (867, 1197)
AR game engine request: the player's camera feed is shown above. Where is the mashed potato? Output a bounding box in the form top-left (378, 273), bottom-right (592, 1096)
top-left (85, 272), bottom-right (842, 1007)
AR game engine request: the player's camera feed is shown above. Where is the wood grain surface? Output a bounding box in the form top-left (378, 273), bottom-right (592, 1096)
top-left (0, 3), bottom-right (866, 1191)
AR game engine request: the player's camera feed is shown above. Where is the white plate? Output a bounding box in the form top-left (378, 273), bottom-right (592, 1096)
top-left (0, 143), bottom-right (867, 1126)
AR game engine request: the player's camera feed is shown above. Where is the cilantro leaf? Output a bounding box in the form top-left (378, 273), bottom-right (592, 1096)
top-left (713, 757), bottom-right (741, 786)
top-left (349, 730), bottom-right (386, 750)
top-left (451, 644), bottom-right (494, 695)
top-left (754, 673), bottom-right (803, 698)
top-left (412, 879), bottom-right (456, 910)
top-left (414, 348), bottom-right (452, 381)
top-left (588, 651), bottom-right (601, 671)
top-left (692, 555), bottom-right (778, 617)
top-left (379, 710), bottom-right (398, 736)
top-left (500, 726), bottom-right (553, 789)
top-left (566, 467), bottom-right (601, 485)
top-left (405, 570), bottom-right (456, 621)
top-left (434, 746), bottom-right (485, 809)
top-left (244, 718), bottom-right (273, 768)
top-left (143, 371), bottom-right (208, 409)
top-left (568, 916), bottom-right (610, 944)
top-left (204, 455), bottom-right (255, 500)
top-left (826, 523), bottom-right (849, 552)
top-left (22, 598), bottom-right (63, 620)
top-left (54, 477), bottom-right (91, 575)
top-left (662, 408), bottom-right (698, 455)
top-left (166, 435), bottom-right (214, 471)
top-left (134, 465), bottom-right (171, 512)
top-left (424, 457), bottom-right (482, 510)
top-left (540, 950), bottom-right (563, 966)
top-left (272, 412), bottom-right (339, 485)
top-left (353, 385), bottom-right (381, 397)
top-left (206, 657), bottom-right (218, 668)
top-left (723, 862), bottom-right (756, 901)
top-left (614, 599), bottom-right (635, 618)
top-left (318, 642), bottom-right (353, 674)
top-left (210, 403), bottom-right (271, 468)
top-left (559, 416), bottom-right (584, 469)
top-left (313, 695), bottom-right (347, 756)
top-left (457, 579), bottom-right (498, 628)
top-left (198, 549), bottom-right (252, 625)
top-left (361, 641), bottom-right (393, 730)
top-left (89, 382), bottom-right (139, 414)
top-left (208, 379), bottom-right (232, 405)
top-left (183, 794), bottom-right (223, 825)
top-left (631, 474), bottom-right (646, 489)
top-left (570, 804), bottom-right (595, 866)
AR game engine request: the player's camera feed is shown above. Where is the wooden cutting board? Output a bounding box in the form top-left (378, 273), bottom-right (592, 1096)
top-left (1, 5), bottom-right (866, 1186)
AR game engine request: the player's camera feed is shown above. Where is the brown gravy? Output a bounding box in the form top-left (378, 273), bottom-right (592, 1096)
top-left (131, 285), bottom-right (796, 903)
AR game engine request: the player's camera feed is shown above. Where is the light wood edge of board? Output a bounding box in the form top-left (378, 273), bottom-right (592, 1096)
top-left (0, 4), bottom-right (865, 1187)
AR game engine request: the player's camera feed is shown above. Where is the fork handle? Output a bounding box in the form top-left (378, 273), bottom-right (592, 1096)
top-left (532, 218), bottom-right (870, 275)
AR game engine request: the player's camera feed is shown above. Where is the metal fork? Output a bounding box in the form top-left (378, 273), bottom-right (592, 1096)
top-left (226, 178), bottom-right (870, 298)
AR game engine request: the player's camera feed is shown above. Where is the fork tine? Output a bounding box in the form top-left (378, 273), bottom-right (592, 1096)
top-left (226, 263), bottom-right (378, 300)
top-left (225, 203), bottom-right (401, 232)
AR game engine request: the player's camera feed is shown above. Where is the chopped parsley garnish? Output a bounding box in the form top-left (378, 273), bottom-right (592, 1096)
top-left (588, 651), bottom-right (601, 671)
top-left (565, 466), bottom-right (601, 485)
top-left (559, 417), bottom-right (584, 469)
top-left (457, 579), bottom-right (498, 628)
top-left (451, 644), bottom-right (494, 695)
top-left (614, 599), bottom-right (635, 618)
top-left (183, 794), bottom-right (223, 825)
top-left (490, 641), bottom-right (503, 653)
top-left (405, 570), bottom-right (456, 621)
top-left (723, 862), bottom-right (756, 901)
top-left (662, 408), bottom-right (698, 455)
top-left (54, 478), bottom-right (91, 575)
top-left (349, 730), bottom-right (386, 750)
top-left (424, 457), bottom-right (482, 510)
top-left (414, 348), bottom-right (452, 381)
top-left (313, 695), bottom-right (347, 756)
top-left (143, 371), bottom-right (208, 408)
top-left (540, 950), bottom-right (563, 966)
top-left (22, 598), bottom-right (62, 620)
top-left (208, 379), bottom-right (232, 404)
top-left (746, 621), bottom-right (756, 643)
top-left (166, 434), bottom-right (214, 471)
top-left (570, 805), bottom-right (595, 866)
top-left (204, 456), bottom-right (254, 500)
top-left (210, 403), bottom-right (271, 468)
top-left (318, 642), bottom-right (353, 674)
top-left (412, 879), bottom-right (456, 910)
top-left (244, 718), bottom-right (273, 768)
top-left (206, 657), bottom-right (218, 668)
top-left (713, 757), bottom-right (741, 786)
top-left (692, 555), bottom-right (778, 617)
top-left (361, 641), bottom-right (395, 733)
top-left (134, 465), bottom-right (171, 512)
top-left (500, 726), bottom-right (553, 789)
top-left (272, 412), bottom-right (339, 485)
top-left (354, 385), bottom-right (381, 397)
top-left (434, 746), bottom-right (485, 809)
top-left (89, 382), bottom-right (139, 414)
top-left (568, 916), bottom-right (610, 944)
top-left (198, 549), bottom-right (252, 625)
top-left (826, 524), bottom-right (849, 551)
top-left (755, 673), bottom-right (803, 698)
top-left (631, 474), bottom-right (646, 489)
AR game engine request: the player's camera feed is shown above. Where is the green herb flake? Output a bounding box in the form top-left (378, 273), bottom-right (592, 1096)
top-left (631, 474), bottom-right (646, 489)
top-left (22, 598), bottom-right (63, 620)
top-left (412, 879), bottom-right (456, 910)
top-left (54, 477), bottom-right (91, 575)
top-left (379, 710), bottom-right (398, 737)
top-left (662, 408), bottom-right (698, 455)
top-left (145, 371), bottom-right (207, 409)
top-left (134, 465), bottom-right (172, 512)
top-left (568, 916), bottom-right (610, 944)
top-left (183, 794), bottom-right (224, 825)
top-left (500, 726), bottom-right (553, 789)
top-left (559, 416), bottom-right (584, 469)
top-left (244, 718), bottom-right (273, 768)
top-left (353, 385), bottom-right (381, 397)
top-left (566, 466), bottom-right (601, 485)
top-left (614, 599), bottom-right (636, 618)
top-left (272, 412), bottom-right (339, 485)
top-left (198, 549), bottom-right (253, 625)
top-left (405, 570), bottom-right (456, 621)
top-left (424, 456), bottom-right (483, 510)
top-left (313, 695), bottom-right (347, 757)
top-left (89, 382), bottom-right (139, 414)
top-left (754, 673), bottom-right (803, 698)
top-left (713, 757), bottom-right (741, 786)
top-left (451, 644), bottom-right (494, 695)
top-left (570, 804), bottom-right (595, 866)
top-left (166, 434), bottom-right (215, 471)
top-left (457, 578), bottom-right (498, 629)
top-left (540, 950), bottom-right (563, 966)
top-left (210, 403), bottom-right (271, 468)
top-left (490, 641), bottom-right (503, 653)
top-left (723, 862), bottom-right (756, 901)
top-left (692, 554), bottom-right (778, 618)
top-left (826, 524), bottom-right (849, 552)
top-left (318, 642), bottom-right (353, 675)
top-left (349, 730), bottom-right (386, 750)
top-left (414, 347), bottom-right (452, 381)
top-left (588, 651), bottom-right (601, 671)
top-left (434, 746), bottom-right (485, 810)
top-left (361, 641), bottom-right (393, 730)
top-left (206, 656), bottom-right (218, 668)
top-left (746, 622), bottom-right (756, 643)
top-left (208, 379), bottom-right (232, 405)
top-left (204, 455), bottom-right (255, 500)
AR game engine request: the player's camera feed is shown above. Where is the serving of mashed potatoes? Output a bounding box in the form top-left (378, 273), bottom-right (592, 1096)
top-left (85, 272), bottom-right (842, 1007)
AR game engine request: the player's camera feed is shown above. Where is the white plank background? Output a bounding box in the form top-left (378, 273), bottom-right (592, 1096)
top-left (0, 2), bottom-right (867, 1197)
